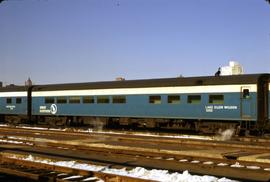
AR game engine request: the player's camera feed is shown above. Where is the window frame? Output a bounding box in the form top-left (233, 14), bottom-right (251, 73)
top-left (56, 96), bottom-right (67, 104)
top-left (209, 94), bottom-right (224, 104)
top-left (149, 95), bottom-right (161, 104)
top-left (242, 89), bottom-right (250, 99)
top-left (167, 95), bottom-right (180, 104)
top-left (112, 96), bottom-right (126, 104)
top-left (187, 95), bottom-right (201, 104)
top-left (45, 97), bottom-right (55, 104)
top-left (82, 96), bottom-right (95, 104)
top-left (97, 96), bottom-right (110, 104)
top-left (6, 97), bottom-right (12, 104)
top-left (69, 96), bottom-right (81, 104)
top-left (16, 97), bottom-right (22, 104)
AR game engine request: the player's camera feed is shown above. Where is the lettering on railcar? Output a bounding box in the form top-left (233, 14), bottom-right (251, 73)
top-left (39, 106), bottom-right (50, 113)
top-left (224, 106), bottom-right (237, 109)
top-left (6, 105), bottom-right (16, 110)
top-left (205, 106), bottom-right (213, 112)
top-left (205, 105), bottom-right (237, 112)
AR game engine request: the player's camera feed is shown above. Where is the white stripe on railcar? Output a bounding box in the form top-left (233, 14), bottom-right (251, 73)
top-left (0, 92), bottom-right (27, 97)
top-left (32, 84), bottom-right (257, 97)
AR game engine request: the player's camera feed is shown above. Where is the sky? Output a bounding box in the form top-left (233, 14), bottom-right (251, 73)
top-left (0, 0), bottom-right (270, 85)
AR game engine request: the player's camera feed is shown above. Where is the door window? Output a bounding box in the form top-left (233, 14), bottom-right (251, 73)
top-left (243, 89), bottom-right (250, 99)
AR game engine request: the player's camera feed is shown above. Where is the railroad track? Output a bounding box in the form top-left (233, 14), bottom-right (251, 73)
top-left (1, 125), bottom-right (270, 152)
top-left (0, 153), bottom-right (154, 182)
top-left (1, 139), bottom-right (270, 181)
top-left (1, 125), bottom-right (270, 181)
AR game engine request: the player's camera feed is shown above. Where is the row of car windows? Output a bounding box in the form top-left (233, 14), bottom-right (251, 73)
top-left (5, 95), bottom-right (224, 105)
top-left (149, 95), bottom-right (224, 104)
top-left (44, 95), bottom-right (224, 104)
top-left (6, 97), bottom-right (22, 104)
top-left (45, 96), bottom-right (125, 104)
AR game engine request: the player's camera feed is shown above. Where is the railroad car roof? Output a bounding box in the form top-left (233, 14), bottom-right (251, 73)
top-left (0, 85), bottom-right (28, 92)
top-left (32, 74), bottom-right (269, 91)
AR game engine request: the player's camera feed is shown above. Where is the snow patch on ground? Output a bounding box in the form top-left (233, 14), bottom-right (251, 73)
top-left (131, 132), bottom-right (214, 140)
top-left (6, 154), bottom-right (238, 182)
top-left (230, 162), bottom-right (244, 168)
top-left (246, 166), bottom-right (260, 170)
top-left (20, 126), bottom-right (48, 130)
top-left (2, 124), bottom-right (214, 141)
top-left (0, 139), bottom-right (33, 145)
top-left (0, 139), bottom-right (24, 144)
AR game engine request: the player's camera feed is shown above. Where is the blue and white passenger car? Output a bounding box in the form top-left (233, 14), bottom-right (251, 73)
top-left (30, 74), bottom-right (270, 133)
top-left (0, 86), bottom-right (29, 123)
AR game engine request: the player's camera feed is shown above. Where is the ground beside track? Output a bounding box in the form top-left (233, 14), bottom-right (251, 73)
top-left (1, 125), bottom-right (270, 181)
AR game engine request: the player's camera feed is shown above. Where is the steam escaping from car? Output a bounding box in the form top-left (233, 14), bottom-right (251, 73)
top-left (92, 118), bottom-right (104, 131)
top-left (217, 128), bottom-right (235, 141)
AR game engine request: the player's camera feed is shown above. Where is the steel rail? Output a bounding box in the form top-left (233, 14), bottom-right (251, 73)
top-left (1, 139), bottom-right (270, 181)
top-left (0, 154), bottom-right (155, 182)
top-left (1, 125), bottom-right (270, 153)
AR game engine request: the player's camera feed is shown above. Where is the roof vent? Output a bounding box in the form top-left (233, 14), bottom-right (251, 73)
top-left (115, 77), bottom-right (125, 81)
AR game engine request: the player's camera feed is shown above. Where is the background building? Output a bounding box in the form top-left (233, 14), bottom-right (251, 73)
top-left (220, 61), bottom-right (244, 75)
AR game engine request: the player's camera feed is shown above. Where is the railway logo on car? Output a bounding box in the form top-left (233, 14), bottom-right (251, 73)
top-left (50, 104), bottom-right (57, 115)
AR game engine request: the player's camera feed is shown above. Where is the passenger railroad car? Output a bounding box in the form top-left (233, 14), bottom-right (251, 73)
top-left (30, 74), bottom-right (269, 133)
top-left (0, 86), bottom-right (30, 123)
